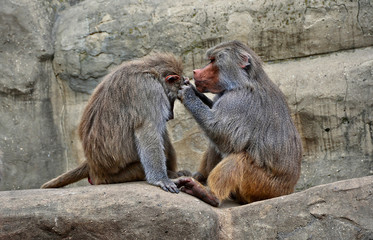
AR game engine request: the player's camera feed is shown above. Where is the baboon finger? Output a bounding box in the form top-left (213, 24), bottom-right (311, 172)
top-left (159, 180), bottom-right (179, 193)
top-left (180, 186), bottom-right (194, 195)
top-left (167, 184), bottom-right (180, 193)
top-left (173, 177), bottom-right (193, 188)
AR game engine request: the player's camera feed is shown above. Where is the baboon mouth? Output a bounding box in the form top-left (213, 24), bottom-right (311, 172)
top-left (194, 78), bottom-right (211, 85)
top-left (194, 80), bottom-right (206, 91)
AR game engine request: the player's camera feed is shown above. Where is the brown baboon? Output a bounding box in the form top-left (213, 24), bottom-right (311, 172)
top-left (42, 53), bottom-right (185, 193)
top-left (175, 40), bottom-right (302, 206)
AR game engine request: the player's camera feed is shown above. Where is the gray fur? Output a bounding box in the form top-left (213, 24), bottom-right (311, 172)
top-left (41, 53), bottom-right (183, 193)
top-left (180, 40), bottom-right (302, 175)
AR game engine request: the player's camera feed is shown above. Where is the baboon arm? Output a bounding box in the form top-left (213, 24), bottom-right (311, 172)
top-left (163, 131), bottom-right (177, 172)
top-left (135, 123), bottom-right (167, 179)
top-left (134, 123), bottom-right (179, 193)
top-left (191, 84), bottom-right (213, 108)
top-left (180, 85), bottom-right (216, 134)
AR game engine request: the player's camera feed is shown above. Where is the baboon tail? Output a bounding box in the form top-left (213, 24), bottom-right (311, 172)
top-left (41, 161), bottom-right (89, 188)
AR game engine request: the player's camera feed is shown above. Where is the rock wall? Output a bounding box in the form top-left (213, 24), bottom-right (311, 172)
top-left (0, 1), bottom-right (65, 189)
top-left (0, 176), bottom-right (372, 239)
top-left (266, 48), bottom-right (373, 189)
top-left (0, 0), bottom-right (372, 190)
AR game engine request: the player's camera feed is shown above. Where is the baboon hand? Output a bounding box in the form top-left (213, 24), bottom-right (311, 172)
top-left (173, 177), bottom-right (220, 207)
top-left (173, 177), bottom-right (199, 193)
top-left (177, 85), bottom-right (195, 103)
top-left (182, 77), bottom-right (190, 86)
top-left (151, 179), bottom-right (180, 193)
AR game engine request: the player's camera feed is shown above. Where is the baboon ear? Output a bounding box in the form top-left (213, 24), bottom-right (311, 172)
top-left (240, 56), bottom-right (251, 70)
top-left (165, 75), bottom-right (180, 84)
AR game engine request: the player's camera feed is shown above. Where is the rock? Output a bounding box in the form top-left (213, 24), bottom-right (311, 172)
top-left (0, 182), bottom-right (220, 239)
top-left (227, 175), bottom-right (373, 239)
top-left (0, 150), bottom-right (3, 183)
top-left (0, 1), bottom-right (54, 95)
top-left (265, 47), bottom-right (373, 190)
top-left (0, 0), bottom-right (65, 190)
top-left (248, 0), bottom-right (373, 60)
top-left (0, 176), bottom-right (372, 239)
top-left (53, 0), bottom-right (373, 93)
top-left (0, 0), bottom-right (372, 191)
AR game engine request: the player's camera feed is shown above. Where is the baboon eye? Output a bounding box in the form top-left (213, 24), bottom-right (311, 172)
top-left (204, 58), bottom-right (215, 68)
top-left (165, 75), bottom-right (180, 84)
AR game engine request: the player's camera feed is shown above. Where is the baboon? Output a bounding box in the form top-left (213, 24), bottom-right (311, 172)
top-left (175, 40), bottom-right (302, 206)
top-left (42, 53), bottom-right (185, 193)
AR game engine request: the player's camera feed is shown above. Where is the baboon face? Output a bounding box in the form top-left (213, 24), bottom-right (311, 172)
top-left (164, 74), bottom-right (183, 99)
top-left (154, 54), bottom-right (184, 101)
top-left (164, 74), bottom-right (183, 120)
top-left (193, 58), bottom-right (222, 94)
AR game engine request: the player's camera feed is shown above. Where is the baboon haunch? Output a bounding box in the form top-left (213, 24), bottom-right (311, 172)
top-left (175, 40), bottom-right (302, 206)
top-left (42, 53), bottom-right (185, 193)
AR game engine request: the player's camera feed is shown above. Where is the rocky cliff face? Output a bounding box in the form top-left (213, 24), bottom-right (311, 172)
top-left (0, 1), bottom-right (64, 189)
top-left (0, 176), bottom-right (372, 239)
top-left (0, 0), bottom-right (372, 191)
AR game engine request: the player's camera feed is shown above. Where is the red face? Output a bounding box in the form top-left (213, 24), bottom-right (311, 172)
top-left (193, 59), bottom-right (223, 93)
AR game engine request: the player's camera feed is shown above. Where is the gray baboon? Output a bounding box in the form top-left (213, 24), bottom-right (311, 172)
top-left (42, 53), bottom-right (185, 193)
top-left (175, 40), bottom-right (302, 206)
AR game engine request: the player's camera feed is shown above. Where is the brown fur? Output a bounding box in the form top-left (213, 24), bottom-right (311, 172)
top-left (175, 41), bottom-right (302, 206)
top-left (42, 53), bottom-right (185, 193)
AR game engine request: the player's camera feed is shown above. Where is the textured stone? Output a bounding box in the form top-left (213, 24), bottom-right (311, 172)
top-left (0, 182), bottom-right (220, 239)
top-left (0, 176), bottom-right (372, 239)
top-left (265, 47), bottom-right (373, 190)
top-left (0, 0), bottom-right (65, 190)
top-left (0, 0), bottom-right (372, 191)
top-left (0, 150), bottom-right (3, 183)
top-left (52, 0), bottom-right (373, 93)
top-left (227, 176), bottom-right (373, 239)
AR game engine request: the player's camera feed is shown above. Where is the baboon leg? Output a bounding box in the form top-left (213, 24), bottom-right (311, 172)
top-left (167, 170), bottom-right (192, 179)
top-left (207, 154), bottom-right (245, 202)
top-left (167, 170), bottom-right (179, 179)
top-left (91, 162), bottom-right (145, 185)
top-left (177, 154), bottom-right (249, 206)
top-left (176, 153), bottom-right (296, 206)
top-left (163, 131), bottom-right (192, 179)
top-left (194, 145), bottom-right (222, 183)
top-left (204, 145), bottom-right (222, 175)
top-left (208, 153), bottom-right (294, 203)
top-left (164, 131), bottom-right (177, 172)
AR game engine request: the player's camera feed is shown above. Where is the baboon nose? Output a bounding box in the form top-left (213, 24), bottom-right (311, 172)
top-left (193, 69), bottom-right (201, 80)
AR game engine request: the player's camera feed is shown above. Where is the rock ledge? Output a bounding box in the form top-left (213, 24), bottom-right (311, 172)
top-left (0, 176), bottom-right (372, 239)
